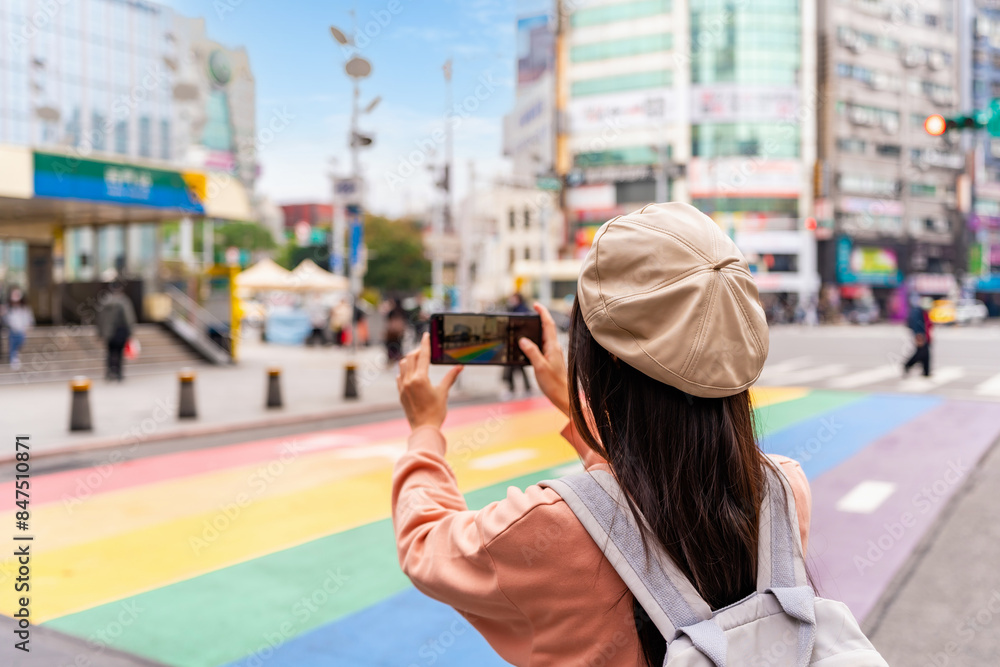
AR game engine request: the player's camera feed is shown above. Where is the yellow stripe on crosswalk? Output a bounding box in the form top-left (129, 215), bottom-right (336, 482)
top-left (0, 412), bottom-right (572, 622)
top-left (0, 388), bottom-right (803, 623)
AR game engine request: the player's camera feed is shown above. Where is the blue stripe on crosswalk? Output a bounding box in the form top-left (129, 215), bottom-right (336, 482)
top-left (759, 393), bottom-right (943, 479)
top-left (224, 587), bottom-right (509, 667)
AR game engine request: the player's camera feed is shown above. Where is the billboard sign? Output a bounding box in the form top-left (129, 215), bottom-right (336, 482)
top-left (569, 88), bottom-right (678, 133)
top-left (836, 237), bottom-right (903, 286)
top-left (690, 85), bottom-right (800, 123)
top-left (687, 159), bottom-right (802, 198)
top-left (517, 15), bottom-right (553, 89)
top-left (33, 152), bottom-right (206, 213)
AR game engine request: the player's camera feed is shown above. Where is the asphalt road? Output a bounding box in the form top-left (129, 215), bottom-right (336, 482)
top-left (762, 323), bottom-right (1000, 400)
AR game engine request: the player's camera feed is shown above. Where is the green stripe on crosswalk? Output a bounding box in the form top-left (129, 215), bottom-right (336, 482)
top-left (42, 465), bottom-right (573, 667)
top-left (44, 390), bottom-right (863, 666)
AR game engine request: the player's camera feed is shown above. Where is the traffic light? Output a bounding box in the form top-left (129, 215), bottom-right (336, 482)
top-left (924, 99), bottom-right (1000, 136)
top-left (924, 112), bottom-right (984, 136)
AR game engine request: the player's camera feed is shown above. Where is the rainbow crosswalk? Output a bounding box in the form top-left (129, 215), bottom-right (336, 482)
top-left (2, 387), bottom-right (999, 666)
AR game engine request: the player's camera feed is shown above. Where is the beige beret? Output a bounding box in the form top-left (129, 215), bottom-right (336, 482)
top-left (577, 202), bottom-right (769, 398)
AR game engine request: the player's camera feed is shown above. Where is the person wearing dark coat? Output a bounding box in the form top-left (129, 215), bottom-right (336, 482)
top-left (903, 298), bottom-right (933, 377)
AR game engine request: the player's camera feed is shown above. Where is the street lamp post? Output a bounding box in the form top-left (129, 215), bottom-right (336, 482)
top-left (330, 23), bottom-right (378, 397)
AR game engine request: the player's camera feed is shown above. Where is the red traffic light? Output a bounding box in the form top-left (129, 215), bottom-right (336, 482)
top-left (925, 114), bottom-right (947, 136)
top-left (804, 217), bottom-right (817, 231)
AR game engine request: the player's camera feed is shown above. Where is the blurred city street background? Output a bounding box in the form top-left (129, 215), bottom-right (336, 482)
top-left (2, 0), bottom-right (1000, 665)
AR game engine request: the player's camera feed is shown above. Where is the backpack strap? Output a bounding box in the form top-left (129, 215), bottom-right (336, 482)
top-left (543, 464), bottom-right (818, 667)
top-left (540, 471), bottom-right (713, 644)
top-left (757, 465), bottom-right (817, 667)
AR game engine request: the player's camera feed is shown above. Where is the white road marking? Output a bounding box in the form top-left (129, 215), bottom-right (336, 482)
top-left (469, 448), bottom-right (537, 470)
top-left (897, 367), bottom-right (965, 393)
top-left (826, 365), bottom-right (902, 390)
top-left (974, 373), bottom-right (1000, 396)
top-left (764, 364), bottom-right (849, 386)
top-left (836, 481), bottom-right (898, 514)
top-left (759, 357), bottom-right (814, 380)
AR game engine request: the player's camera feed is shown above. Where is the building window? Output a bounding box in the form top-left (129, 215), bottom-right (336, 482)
top-left (571, 0), bottom-right (671, 28)
top-left (616, 179), bottom-right (657, 205)
top-left (114, 120), bottom-right (128, 155)
top-left (837, 137), bottom-right (867, 154)
top-left (571, 70), bottom-right (673, 97)
top-left (524, 247), bottom-right (531, 261)
top-left (692, 123), bottom-right (799, 159)
top-left (693, 3), bottom-right (800, 85)
top-left (693, 197), bottom-right (799, 216)
top-left (875, 144), bottom-right (901, 158)
top-left (139, 117), bottom-right (151, 158)
top-left (509, 248), bottom-right (516, 269)
top-left (160, 120), bottom-right (171, 160)
top-left (92, 112), bottom-right (107, 152)
top-left (571, 34), bottom-right (673, 63)
top-left (524, 207), bottom-right (532, 229)
top-left (509, 209), bottom-right (516, 230)
top-left (924, 14), bottom-right (937, 28)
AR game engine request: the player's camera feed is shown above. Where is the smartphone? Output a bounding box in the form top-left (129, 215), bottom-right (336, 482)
top-left (430, 313), bottom-right (542, 366)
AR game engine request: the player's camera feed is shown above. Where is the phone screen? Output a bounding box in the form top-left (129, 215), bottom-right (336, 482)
top-left (430, 313), bottom-right (542, 366)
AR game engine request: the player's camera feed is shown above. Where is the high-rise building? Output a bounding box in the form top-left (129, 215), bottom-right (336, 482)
top-left (817, 0), bottom-right (963, 319)
top-left (0, 0), bottom-right (256, 322)
top-left (967, 0), bottom-right (1000, 308)
top-left (561, 0), bottom-right (820, 312)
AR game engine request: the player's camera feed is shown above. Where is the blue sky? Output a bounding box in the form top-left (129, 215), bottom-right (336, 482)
top-left (162, 0), bottom-right (544, 217)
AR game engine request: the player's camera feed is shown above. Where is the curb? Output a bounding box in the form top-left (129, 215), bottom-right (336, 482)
top-left (0, 390), bottom-right (495, 464)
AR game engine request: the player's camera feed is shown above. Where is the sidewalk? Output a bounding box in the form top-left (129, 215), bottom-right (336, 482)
top-left (866, 433), bottom-right (1000, 664)
top-left (0, 337), bottom-right (516, 462)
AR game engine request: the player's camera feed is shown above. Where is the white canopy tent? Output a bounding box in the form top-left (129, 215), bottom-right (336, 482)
top-left (288, 259), bottom-right (350, 293)
top-left (234, 258), bottom-right (295, 291)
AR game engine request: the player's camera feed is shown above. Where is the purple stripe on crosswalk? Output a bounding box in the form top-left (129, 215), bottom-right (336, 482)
top-left (806, 400), bottom-right (1000, 622)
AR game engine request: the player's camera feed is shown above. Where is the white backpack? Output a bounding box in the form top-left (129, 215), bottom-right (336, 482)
top-left (541, 467), bottom-right (889, 666)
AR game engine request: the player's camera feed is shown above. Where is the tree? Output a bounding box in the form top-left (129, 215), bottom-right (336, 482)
top-left (364, 215), bottom-right (430, 293)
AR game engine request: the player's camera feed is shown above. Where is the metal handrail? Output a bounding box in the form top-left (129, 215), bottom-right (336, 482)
top-left (164, 285), bottom-right (229, 330)
top-left (163, 285), bottom-right (231, 362)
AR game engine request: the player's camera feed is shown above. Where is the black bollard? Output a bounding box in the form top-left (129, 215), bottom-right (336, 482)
top-left (343, 363), bottom-right (359, 400)
top-left (178, 369), bottom-right (198, 419)
top-left (266, 367), bottom-right (283, 409)
top-left (69, 376), bottom-right (93, 432)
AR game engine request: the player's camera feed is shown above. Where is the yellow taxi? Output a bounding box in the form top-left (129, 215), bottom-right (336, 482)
top-left (928, 299), bottom-right (955, 325)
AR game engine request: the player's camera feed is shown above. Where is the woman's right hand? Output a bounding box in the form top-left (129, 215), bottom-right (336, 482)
top-left (518, 303), bottom-right (570, 416)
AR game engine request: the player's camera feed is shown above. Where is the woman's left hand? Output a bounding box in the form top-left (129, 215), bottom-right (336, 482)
top-left (397, 332), bottom-right (464, 430)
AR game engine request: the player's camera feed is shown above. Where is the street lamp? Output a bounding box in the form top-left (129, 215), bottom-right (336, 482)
top-left (330, 22), bottom-right (378, 398)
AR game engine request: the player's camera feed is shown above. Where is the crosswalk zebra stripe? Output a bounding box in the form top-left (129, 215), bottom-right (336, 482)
top-left (759, 357), bottom-right (813, 378)
top-left (826, 365), bottom-right (902, 390)
top-left (974, 373), bottom-right (1000, 397)
top-left (896, 367), bottom-right (965, 393)
top-left (764, 364), bottom-right (849, 385)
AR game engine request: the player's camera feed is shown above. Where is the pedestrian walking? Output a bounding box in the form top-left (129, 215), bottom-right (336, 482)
top-left (97, 284), bottom-right (136, 381)
top-left (4, 288), bottom-right (34, 370)
top-left (392, 203), bottom-right (886, 666)
top-left (384, 299), bottom-right (407, 363)
top-left (903, 296), bottom-right (933, 377)
top-left (501, 292), bottom-right (532, 398)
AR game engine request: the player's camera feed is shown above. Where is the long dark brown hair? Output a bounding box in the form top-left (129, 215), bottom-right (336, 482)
top-left (567, 299), bottom-right (772, 666)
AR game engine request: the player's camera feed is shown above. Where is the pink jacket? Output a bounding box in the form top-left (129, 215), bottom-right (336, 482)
top-left (392, 421), bottom-right (812, 667)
